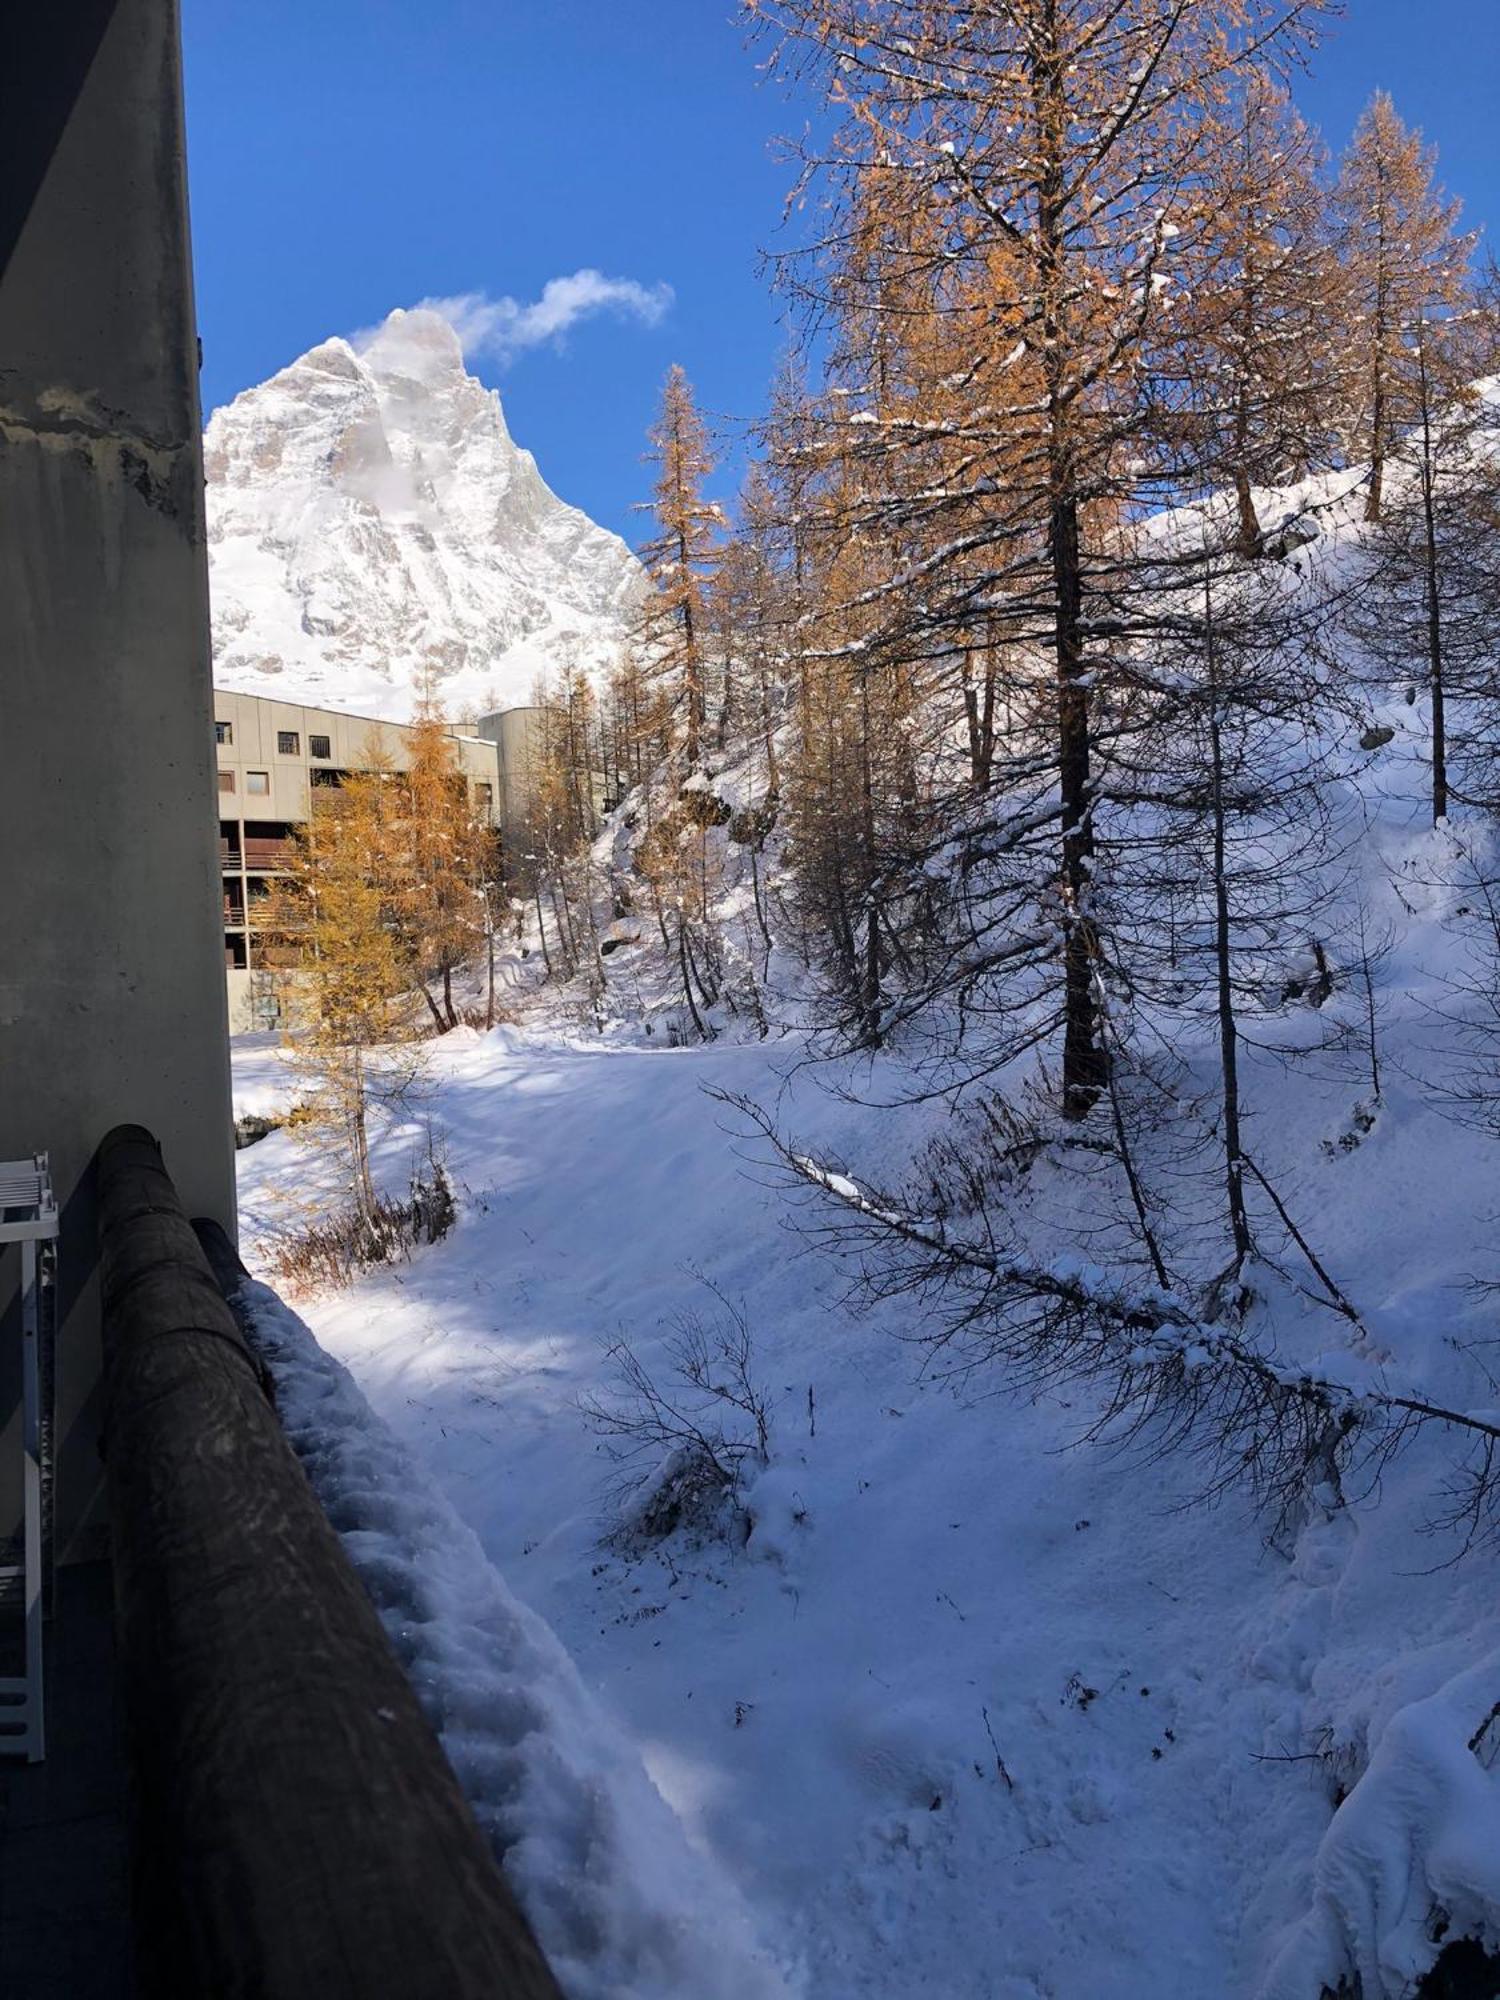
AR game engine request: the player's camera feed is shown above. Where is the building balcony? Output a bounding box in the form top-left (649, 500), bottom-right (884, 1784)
top-left (242, 840), bottom-right (294, 870)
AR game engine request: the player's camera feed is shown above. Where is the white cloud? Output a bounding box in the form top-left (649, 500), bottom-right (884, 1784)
top-left (418, 270), bottom-right (674, 364)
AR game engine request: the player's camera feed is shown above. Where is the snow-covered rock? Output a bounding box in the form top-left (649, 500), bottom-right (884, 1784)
top-left (205, 308), bottom-right (641, 721)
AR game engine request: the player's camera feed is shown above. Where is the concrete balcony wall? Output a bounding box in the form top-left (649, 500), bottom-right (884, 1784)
top-left (0, 0), bottom-right (236, 1561)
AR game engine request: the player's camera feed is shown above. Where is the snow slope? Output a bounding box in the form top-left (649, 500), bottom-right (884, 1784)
top-left (228, 1269), bottom-right (791, 2000)
top-left (233, 961), bottom-right (1500, 1996)
top-left (225, 434), bottom-right (1500, 1997)
top-left (206, 308), bottom-right (640, 721)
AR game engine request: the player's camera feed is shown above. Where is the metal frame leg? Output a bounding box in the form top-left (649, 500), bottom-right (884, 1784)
top-left (21, 1235), bottom-right (44, 1760)
top-left (1, 1152), bottom-right (54, 1762)
top-left (0, 1236), bottom-right (45, 1760)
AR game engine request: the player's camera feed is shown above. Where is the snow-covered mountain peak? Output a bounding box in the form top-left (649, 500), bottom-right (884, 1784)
top-left (360, 304), bottom-right (467, 381)
top-left (206, 308), bottom-right (640, 722)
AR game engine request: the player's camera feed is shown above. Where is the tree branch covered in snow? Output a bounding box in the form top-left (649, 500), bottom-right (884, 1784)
top-left (718, 1088), bottom-right (1500, 1544)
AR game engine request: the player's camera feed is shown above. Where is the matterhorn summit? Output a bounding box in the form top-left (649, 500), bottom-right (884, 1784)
top-left (205, 307), bottom-right (640, 720)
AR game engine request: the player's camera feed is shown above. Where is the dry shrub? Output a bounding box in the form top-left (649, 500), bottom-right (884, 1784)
top-left (270, 1162), bottom-right (456, 1293)
top-left (457, 1002), bottom-right (516, 1031)
top-left (581, 1279), bottom-right (771, 1550)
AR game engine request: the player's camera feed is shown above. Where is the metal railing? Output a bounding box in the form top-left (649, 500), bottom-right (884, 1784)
top-left (241, 840), bottom-right (294, 869)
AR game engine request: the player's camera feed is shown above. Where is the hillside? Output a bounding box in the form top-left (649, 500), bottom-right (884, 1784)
top-left (230, 498), bottom-right (1500, 1999)
top-left (205, 307), bottom-right (640, 721)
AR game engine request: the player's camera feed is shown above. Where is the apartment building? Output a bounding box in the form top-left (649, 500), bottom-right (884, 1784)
top-left (471, 703), bottom-right (548, 850)
top-left (214, 689), bottom-right (504, 1031)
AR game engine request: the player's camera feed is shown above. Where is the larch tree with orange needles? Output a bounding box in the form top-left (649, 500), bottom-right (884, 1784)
top-left (1333, 91), bottom-right (1475, 523)
top-left (749, 0), bottom-right (1333, 1117)
top-left (638, 365), bottom-right (721, 776)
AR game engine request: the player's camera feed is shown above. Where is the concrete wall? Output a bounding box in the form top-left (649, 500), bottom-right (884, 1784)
top-left (474, 705), bottom-right (551, 858)
top-left (225, 970), bottom-right (293, 1038)
top-left (0, 0), bottom-right (236, 1561)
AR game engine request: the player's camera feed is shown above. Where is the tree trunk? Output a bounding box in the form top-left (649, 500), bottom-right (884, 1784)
top-left (420, 983), bottom-right (446, 1035)
top-left (749, 840), bottom-right (773, 962)
top-left (861, 900), bottom-right (882, 1050)
top-left (1365, 203), bottom-right (1390, 523)
top-left (677, 915), bottom-right (711, 1041)
top-left (1231, 259), bottom-right (1262, 555)
top-left (1206, 601), bottom-right (1252, 1268)
top-left (961, 647), bottom-right (998, 790)
top-left (977, 649), bottom-right (997, 790)
top-left (1233, 466), bottom-right (1261, 558)
top-left (1033, 4), bottom-right (1106, 1121)
top-left (968, 652), bottom-right (992, 784)
top-left (549, 882), bottom-right (576, 974)
top-left (760, 663), bottom-right (780, 799)
top-left (1054, 484), bottom-right (1105, 1120)
top-left (679, 522), bottom-right (703, 772)
top-left (1417, 336), bottom-right (1449, 823)
top-left (858, 674), bottom-right (882, 1048)
top-left (1366, 359), bottom-right (1386, 523)
top-left (349, 1047), bottom-right (377, 1227)
top-left (532, 884), bottom-right (554, 980)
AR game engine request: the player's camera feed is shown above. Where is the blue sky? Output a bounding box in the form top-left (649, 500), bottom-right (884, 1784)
top-left (183, 0), bottom-right (1498, 546)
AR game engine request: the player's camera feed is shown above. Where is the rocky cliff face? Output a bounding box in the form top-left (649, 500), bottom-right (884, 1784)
top-left (205, 307), bottom-right (638, 720)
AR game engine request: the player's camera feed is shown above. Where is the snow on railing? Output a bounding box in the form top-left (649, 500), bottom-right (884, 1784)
top-left (214, 1259), bottom-right (797, 2000)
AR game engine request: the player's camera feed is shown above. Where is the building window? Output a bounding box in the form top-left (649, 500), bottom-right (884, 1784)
top-left (309, 733), bottom-right (331, 759)
top-left (246, 770), bottom-right (270, 796)
top-left (215, 720), bottom-right (233, 745)
top-left (475, 782), bottom-right (493, 816)
top-left (277, 730), bottom-right (300, 756)
top-left (310, 767), bottom-right (343, 788)
top-left (218, 769), bottom-right (236, 794)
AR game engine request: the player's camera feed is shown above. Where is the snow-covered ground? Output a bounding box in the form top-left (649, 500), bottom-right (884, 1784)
top-left (233, 892), bottom-right (1500, 2000)
top-left (225, 444), bottom-right (1500, 1995)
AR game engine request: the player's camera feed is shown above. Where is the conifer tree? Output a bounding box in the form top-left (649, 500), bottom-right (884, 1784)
top-left (402, 709), bottom-right (484, 1031)
top-left (1333, 92), bottom-right (1474, 521)
top-left (1169, 76), bottom-right (1341, 551)
top-left (750, 0), bottom-right (1330, 1115)
top-left (1347, 323), bottom-right (1500, 822)
top-left (272, 746), bottom-right (424, 1230)
top-left (717, 464), bottom-right (786, 805)
top-left (638, 366), bottom-right (720, 774)
top-left (605, 645), bottom-right (673, 804)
